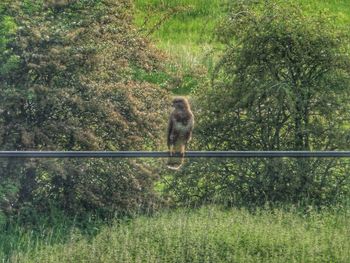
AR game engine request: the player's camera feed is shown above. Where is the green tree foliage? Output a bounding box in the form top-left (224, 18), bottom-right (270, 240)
top-left (0, 0), bottom-right (170, 219)
top-left (166, 1), bottom-right (350, 206)
top-left (0, 1), bottom-right (18, 77)
top-left (211, 1), bottom-right (350, 151)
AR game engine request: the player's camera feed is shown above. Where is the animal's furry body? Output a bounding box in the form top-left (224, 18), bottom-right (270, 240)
top-left (167, 97), bottom-right (194, 169)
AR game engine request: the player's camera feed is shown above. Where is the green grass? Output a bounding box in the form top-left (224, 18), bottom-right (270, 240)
top-left (135, 0), bottom-right (350, 46)
top-left (300, 0), bottom-right (350, 25)
top-left (134, 0), bottom-right (350, 59)
top-left (134, 0), bottom-right (225, 44)
top-left (134, 0), bottom-right (226, 94)
top-left (4, 206), bottom-right (350, 262)
top-left (134, 0), bottom-right (350, 95)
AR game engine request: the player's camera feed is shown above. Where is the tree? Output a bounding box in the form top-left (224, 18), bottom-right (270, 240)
top-left (166, 1), bottom-right (350, 206)
top-left (0, 0), bottom-right (170, 219)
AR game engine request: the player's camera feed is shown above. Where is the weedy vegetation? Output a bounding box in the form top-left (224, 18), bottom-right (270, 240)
top-left (1, 0), bottom-right (350, 262)
top-left (4, 206), bottom-right (350, 262)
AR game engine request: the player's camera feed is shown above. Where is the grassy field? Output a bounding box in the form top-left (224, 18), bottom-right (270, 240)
top-left (133, 0), bottom-right (350, 95)
top-left (134, 0), bottom-right (350, 45)
top-left (4, 206), bottom-right (350, 262)
top-left (134, 0), bottom-right (225, 76)
top-left (134, 0), bottom-right (224, 44)
top-left (134, 0), bottom-right (350, 71)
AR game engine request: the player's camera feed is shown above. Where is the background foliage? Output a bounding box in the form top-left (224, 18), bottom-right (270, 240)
top-left (165, 1), bottom-right (350, 206)
top-left (0, 0), bottom-right (170, 219)
top-left (1, 0), bottom-right (350, 261)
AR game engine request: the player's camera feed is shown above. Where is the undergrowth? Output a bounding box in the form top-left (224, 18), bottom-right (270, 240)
top-left (3, 206), bottom-right (350, 262)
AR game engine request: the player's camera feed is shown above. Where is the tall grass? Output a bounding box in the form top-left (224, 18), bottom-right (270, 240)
top-left (5, 206), bottom-right (350, 262)
top-left (0, 212), bottom-right (104, 263)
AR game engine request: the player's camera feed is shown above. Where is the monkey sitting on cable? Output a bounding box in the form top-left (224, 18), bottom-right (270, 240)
top-left (167, 97), bottom-right (194, 170)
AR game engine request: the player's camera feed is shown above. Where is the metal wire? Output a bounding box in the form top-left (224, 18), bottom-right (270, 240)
top-left (1, 151), bottom-right (350, 158)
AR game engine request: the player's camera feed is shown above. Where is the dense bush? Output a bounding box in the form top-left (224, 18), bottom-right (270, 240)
top-left (0, 0), bottom-right (170, 219)
top-left (166, 1), bottom-right (350, 206)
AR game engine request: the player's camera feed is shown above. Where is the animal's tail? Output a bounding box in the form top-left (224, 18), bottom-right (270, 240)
top-left (167, 155), bottom-right (184, 170)
top-left (167, 163), bottom-right (183, 170)
top-left (167, 145), bottom-right (185, 170)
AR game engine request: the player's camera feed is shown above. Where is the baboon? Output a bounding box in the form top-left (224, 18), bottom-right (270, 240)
top-left (167, 97), bottom-right (194, 169)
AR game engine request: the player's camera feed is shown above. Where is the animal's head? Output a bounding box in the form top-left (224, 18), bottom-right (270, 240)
top-left (172, 97), bottom-right (189, 110)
